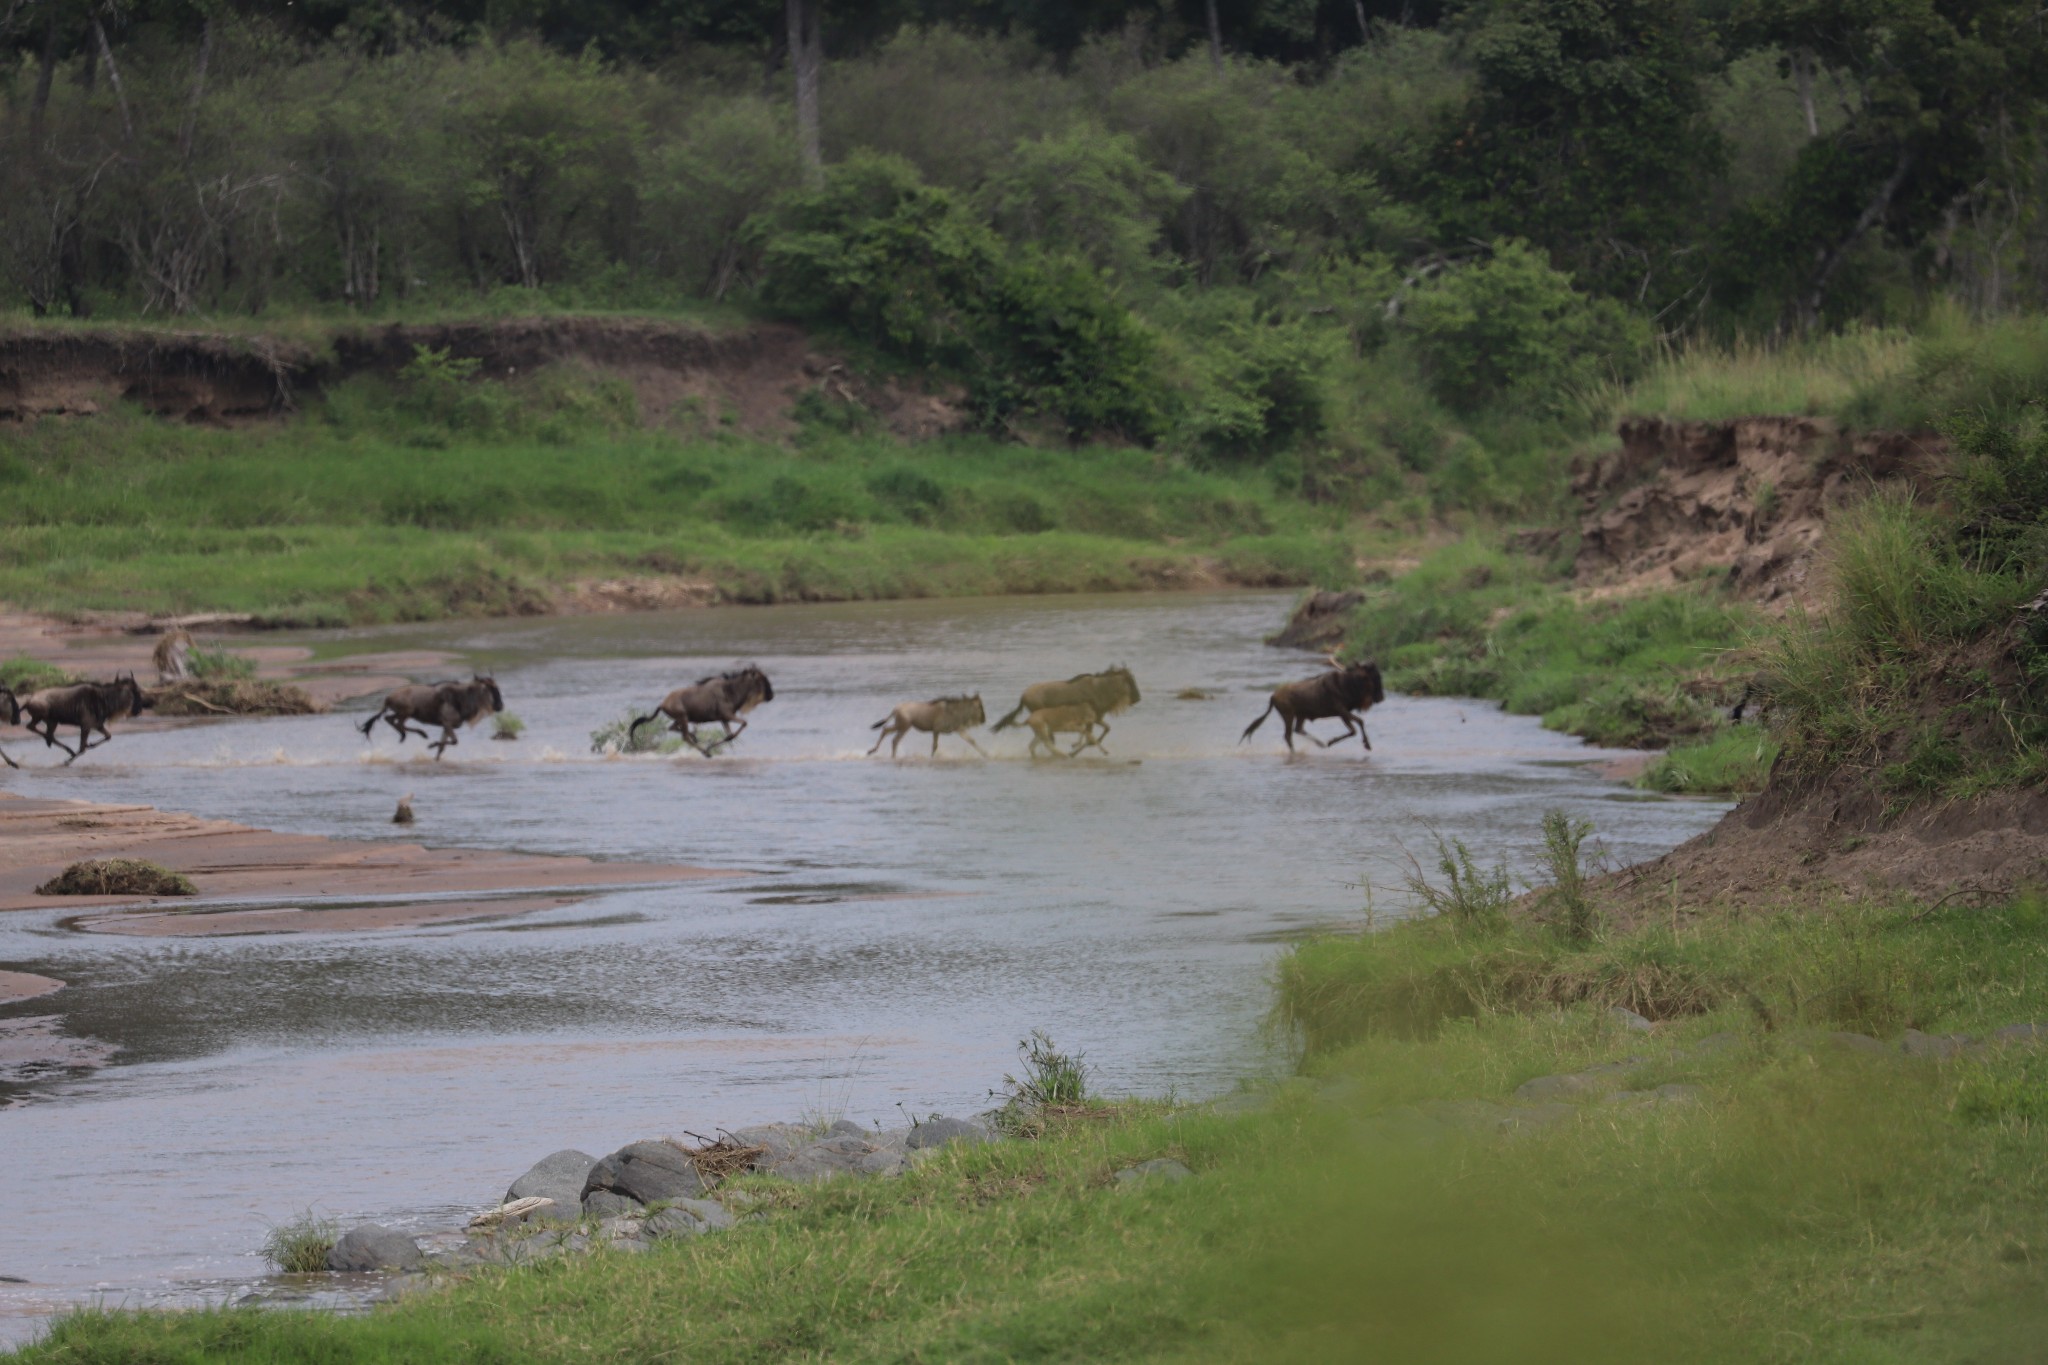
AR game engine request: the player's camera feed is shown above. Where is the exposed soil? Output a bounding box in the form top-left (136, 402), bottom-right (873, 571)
top-left (0, 971), bottom-right (62, 1005)
top-left (0, 791), bottom-right (735, 916)
top-left (0, 318), bottom-right (966, 440)
top-left (1572, 416), bottom-right (1948, 609)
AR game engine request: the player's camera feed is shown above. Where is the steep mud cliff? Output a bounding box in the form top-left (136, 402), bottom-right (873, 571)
top-left (1572, 417), bottom-right (1948, 608)
top-left (0, 318), bottom-right (965, 438)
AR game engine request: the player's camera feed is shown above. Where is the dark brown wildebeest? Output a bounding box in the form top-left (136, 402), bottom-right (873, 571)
top-left (358, 676), bottom-right (505, 758)
top-left (628, 665), bottom-right (774, 756)
top-left (1022, 702), bottom-right (1109, 758)
top-left (1240, 659), bottom-right (1386, 754)
top-left (989, 667), bottom-right (1140, 750)
top-left (22, 674), bottom-right (153, 764)
top-left (868, 695), bottom-right (986, 757)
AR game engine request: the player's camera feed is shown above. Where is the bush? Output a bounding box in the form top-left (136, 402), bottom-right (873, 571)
top-left (1401, 239), bottom-right (1648, 417)
top-left (187, 645), bottom-right (258, 682)
top-left (590, 711), bottom-right (685, 756)
top-left (37, 859), bottom-right (197, 896)
top-left (262, 1212), bottom-right (338, 1274)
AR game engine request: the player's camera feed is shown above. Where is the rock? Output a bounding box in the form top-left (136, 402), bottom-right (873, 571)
top-left (1114, 1158), bottom-right (1193, 1185)
top-left (728, 1124), bottom-right (805, 1163)
top-left (584, 1140), bottom-right (705, 1206)
top-left (326, 1225), bottom-right (425, 1273)
top-left (505, 1149), bottom-right (597, 1213)
top-left (1266, 590), bottom-right (1365, 650)
top-left (1609, 1007), bottom-right (1655, 1032)
top-left (1599, 1089), bottom-right (1654, 1106)
top-left (769, 1135), bottom-right (887, 1184)
top-left (593, 1215), bottom-right (646, 1250)
top-left (1992, 1023), bottom-right (2048, 1046)
top-left (1513, 1073), bottom-right (1605, 1101)
top-left (1498, 1103), bottom-right (1577, 1133)
top-left (392, 797), bottom-right (414, 825)
top-left (645, 1200), bottom-right (735, 1239)
top-left (469, 1197), bottom-right (558, 1229)
top-left (823, 1120), bottom-right (869, 1139)
top-left (1683, 1031), bottom-right (1741, 1057)
top-left (582, 1190), bottom-right (641, 1220)
top-left (1827, 1031), bottom-right (1890, 1055)
top-left (1653, 1083), bottom-right (1704, 1105)
top-left (1901, 1029), bottom-right (1971, 1059)
top-left (905, 1116), bottom-right (991, 1151)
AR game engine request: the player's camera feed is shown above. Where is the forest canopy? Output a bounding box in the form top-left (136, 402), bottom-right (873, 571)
top-left (4, 0), bottom-right (2047, 452)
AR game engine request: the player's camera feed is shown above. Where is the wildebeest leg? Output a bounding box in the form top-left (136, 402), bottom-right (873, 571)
top-left (956, 732), bottom-right (987, 757)
top-left (889, 728), bottom-right (906, 757)
top-left (710, 715), bottom-right (748, 751)
top-left (0, 745), bottom-right (15, 768)
top-left (931, 731), bottom-right (941, 756)
top-left (1280, 714), bottom-right (1297, 753)
top-left (868, 722), bottom-right (895, 756)
top-left (430, 726), bottom-right (459, 758)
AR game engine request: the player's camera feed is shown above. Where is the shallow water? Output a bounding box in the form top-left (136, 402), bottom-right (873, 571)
top-left (0, 590), bottom-right (1730, 1343)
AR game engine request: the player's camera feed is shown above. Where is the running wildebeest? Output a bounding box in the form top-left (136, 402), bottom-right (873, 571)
top-left (358, 676), bottom-right (505, 759)
top-left (627, 665), bottom-right (775, 757)
top-left (990, 667), bottom-right (1140, 752)
top-left (1022, 702), bottom-right (1108, 758)
top-left (868, 695), bottom-right (987, 758)
top-left (22, 674), bottom-right (152, 764)
top-left (1240, 658), bottom-right (1386, 754)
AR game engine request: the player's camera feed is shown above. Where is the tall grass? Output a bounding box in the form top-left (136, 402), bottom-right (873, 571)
top-left (1605, 327), bottom-right (1914, 422)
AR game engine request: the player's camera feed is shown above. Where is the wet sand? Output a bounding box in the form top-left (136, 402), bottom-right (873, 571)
top-left (0, 970), bottom-right (62, 1004)
top-left (0, 791), bottom-right (734, 918)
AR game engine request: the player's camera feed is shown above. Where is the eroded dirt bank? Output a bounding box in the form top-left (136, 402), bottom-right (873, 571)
top-left (1572, 415), bottom-right (1947, 609)
top-left (0, 790), bottom-right (731, 918)
top-left (0, 318), bottom-right (964, 439)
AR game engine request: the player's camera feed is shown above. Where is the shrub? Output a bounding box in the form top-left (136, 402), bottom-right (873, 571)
top-left (989, 1030), bottom-right (1091, 1135)
top-left (37, 859), bottom-right (197, 897)
top-left (589, 711), bottom-right (685, 756)
top-left (262, 1212), bottom-right (338, 1273)
top-left (1402, 832), bottom-right (1512, 933)
top-left (187, 645), bottom-right (258, 682)
top-left (1401, 239), bottom-right (1648, 417)
top-left (1536, 810), bottom-right (1598, 944)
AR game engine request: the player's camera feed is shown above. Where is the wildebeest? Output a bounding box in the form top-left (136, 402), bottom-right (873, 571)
top-left (358, 676), bottom-right (505, 758)
top-left (1240, 658), bottom-right (1386, 754)
top-left (1022, 702), bottom-right (1109, 758)
top-left (868, 695), bottom-right (987, 758)
top-left (989, 667), bottom-right (1141, 751)
top-left (22, 674), bottom-right (153, 764)
top-left (627, 665), bottom-right (775, 757)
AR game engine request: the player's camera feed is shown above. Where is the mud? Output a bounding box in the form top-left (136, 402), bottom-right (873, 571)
top-left (1572, 416), bottom-right (1948, 609)
top-left (71, 895), bottom-right (581, 937)
top-left (0, 319), bottom-right (966, 440)
top-left (0, 791), bottom-right (733, 915)
top-left (0, 971), bottom-right (62, 1004)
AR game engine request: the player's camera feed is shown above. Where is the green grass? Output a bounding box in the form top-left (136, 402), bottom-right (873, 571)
top-left (0, 387), bottom-right (1353, 623)
top-left (259, 1213), bottom-right (338, 1275)
top-left (0, 656), bottom-right (72, 691)
top-left (1638, 726), bottom-right (1779, 794)
top-left (1339, 537), bottom-right (1754, 756)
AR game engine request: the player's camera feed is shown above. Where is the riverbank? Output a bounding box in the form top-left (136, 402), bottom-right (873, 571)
top-left (0, 791), bottom-right (729, 918)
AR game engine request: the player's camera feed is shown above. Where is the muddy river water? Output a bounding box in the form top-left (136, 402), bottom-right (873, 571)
top-left (0, 590), bottom-right (1730, 1343)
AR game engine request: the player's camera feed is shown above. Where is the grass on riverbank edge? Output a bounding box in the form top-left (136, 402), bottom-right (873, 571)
top-left (26, 892), bottom-right (2048, 1364)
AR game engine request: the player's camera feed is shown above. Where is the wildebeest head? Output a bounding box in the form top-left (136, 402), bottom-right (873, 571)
top-left (473, 674), bottom-right (505, 715)
top-left (1332, 659), bottom-right (1384, 709)
top-left (110, 672), bottom-right (152, 717)
top-left (935, 694), bottom-right (985, 727)
top-left (1087, 665), bottom-right (1140, 714)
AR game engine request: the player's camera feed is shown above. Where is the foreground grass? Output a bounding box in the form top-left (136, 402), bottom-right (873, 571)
top-left (29, 896), bottom-right (2048, 1363)
top-left (0, 392), bottom-right (1354, 623)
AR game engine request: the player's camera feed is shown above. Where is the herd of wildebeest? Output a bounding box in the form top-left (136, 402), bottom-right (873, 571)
top-left (0, 655), bottom-right (1387, 766)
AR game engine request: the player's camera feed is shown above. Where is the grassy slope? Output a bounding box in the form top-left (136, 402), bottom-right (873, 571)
top-left (0, 383), bottom-right (1356, 624)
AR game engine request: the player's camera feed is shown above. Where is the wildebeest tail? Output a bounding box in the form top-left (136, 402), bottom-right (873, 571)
top-left (627, 710), bottom-right (662, 739)
top-left (990, 703), bottom-right (1027, 732)
top-left (357, 707), bottom-right (384, 737)
top-left (1239, 702), bottom-right (1275, 743)
top-left (870, 716), bottom-right (890, 730)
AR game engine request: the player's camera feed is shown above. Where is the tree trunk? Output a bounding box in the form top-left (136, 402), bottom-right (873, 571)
top-left (31, 7), bottom-right (58, 134)
top-left (1801, 146), bottom-right (1915, 329)
top-left (1792, 48), bottom-right (1818, 138)
top-left (787, 0), bottom-right (822, 186)
top-left (92, 17), bottom-right (134, 140)
top-left (1205, 0), bottom-right (1223, 71)
top-left (1352, 0), bottom-right (1369, 43)
top-left (179, 17), bottom-right (215, 161)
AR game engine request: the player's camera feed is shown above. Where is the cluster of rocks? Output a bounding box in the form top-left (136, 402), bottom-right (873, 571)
top-left (315, 1114), bottom-right (998, 1274)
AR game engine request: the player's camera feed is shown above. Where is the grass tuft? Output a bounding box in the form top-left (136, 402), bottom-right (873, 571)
top-left (261, 1212), bottom-right (339, 1274)
top-left (35, 859), bottom-right (196, 897)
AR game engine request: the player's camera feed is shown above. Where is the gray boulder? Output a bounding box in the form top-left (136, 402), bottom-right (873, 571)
top-left (823, 1120), bottom-right (869, 1139)
top-left (769, 1135), bottom-right (886, 1184)
top-left (728, 1124), bottom-right (805, 1163)
top-left (1827, 1031), bottom-right (1890, 1055)
top-left (583, 1189), bottom-right (641, 1220)
top-left (1498, 1103), bottom-right (1577, 1134)
top-left (1114, 1158), bottom-right (1193, 1185)
top-left (906, 1116), bottom-right (991, 1151)
top-left (1609, 1007), bottom-right (1655, 1032)
top-left (645, 1199), bottom-right (735, 1239)
top-left (505, 1149), bottom-right (596, 1215)
top-left (326, 1225), bottom-right (425, 1273)
top-left (1513, 1073), bottom-right (1600, 1101)
top-left (584, 1140), bottom-right (705, 1206)
top-left (1993, 1022), bottom-right (2048, 1046)
top-left (1901, 1029), bottom-right (1971, 1059)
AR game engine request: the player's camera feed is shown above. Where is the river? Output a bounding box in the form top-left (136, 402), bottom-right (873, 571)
top-left (0, 590), bottom-right (1730, 1343)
